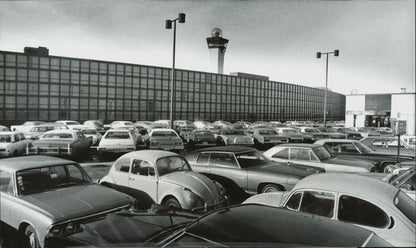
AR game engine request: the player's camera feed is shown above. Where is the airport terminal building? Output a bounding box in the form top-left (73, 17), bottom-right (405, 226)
top-left (0, 47), bottom-right (346, 126)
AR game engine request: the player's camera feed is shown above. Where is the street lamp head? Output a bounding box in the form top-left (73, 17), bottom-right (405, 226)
top-left (165, 20), bottom-right (172, 29)
top-left (316, 52), bottom-right (321, 59)
top-left (178, 13), bottom-right (186, 23)
top-left (334, 50), bottom-right (339, 56)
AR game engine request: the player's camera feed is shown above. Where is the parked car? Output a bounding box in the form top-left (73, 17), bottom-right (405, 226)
top-left (297, 126), bottom-right (331, 142)
top-left (177, 126), bottom-right (196, 141)
top-left (26, 129), bottom-right (90, 158)
top-left (23, 123), bottom-right (69, 140)
top-left (214, 128), bottom-right (254, 146)
top-left (107, 120), bottom-right (135, 129)
top-left (263, 143), bottom-right (375, 172)
top-left (45, 205), bottom-right (200, 247)
top-left (55, 120), bottom-right (84, 130)
top-left (0, 131), bottom-right (32, 157)
top-left (47, 204), bottom-right (391, 247)
top-left (0, 155), bottom-right (135, 248)
top-left (185, 146), bottom-right (321, 202)
top-left (402, 135), bottom-right (416, 149)
top-left (186, 129), bottom-right (216, 149)
top-left (10, 121), bottom-right (45, 132)
top-left (315, 126), bottom-right (348, 139)
top-left (243, 173), bottom-right (415, 246)
top-left (360, 136), bottom-right (416, 157)
top-left (145, 204), bottom-right (391, 247)
top-left (384, 165), bottom-right (416, 200)
top-left (211, 120), bottom-right (233, 129)
top-left (332, 127), bottom-right (363, 140)
top-left (144, 128), bottom-right (184, 152)
top-left (97, 129), bottom-right (139, 155)
top-left (315, 139), bottom-right (415, 172)
top-left (350, 127), bottom-right (381, 137)
top-left (80, 128), bottom-right (102, 146)
top-left (0, 125), bottom-right (10, 131)
top-left (133, 121), bottom-right (152, 135)
top-left (246, 128), bottom-right (288, 148)
top-left (193, 120), bottom-right (211, 129)
top-left (83, 120), bottom-right (105, 134)
top-left (274, 127), bottom-right (308, 143)
top-left (99, 150), bottom-right (227, 211)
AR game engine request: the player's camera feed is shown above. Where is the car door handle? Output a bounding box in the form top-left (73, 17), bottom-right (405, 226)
top-left (129, 178), bottom-right (135, 181)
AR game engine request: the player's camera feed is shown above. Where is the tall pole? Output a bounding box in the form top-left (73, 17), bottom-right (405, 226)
top-left (170, 21), bottom-right (176, 129)
top-left (323, 53), bottom-right (329, 127)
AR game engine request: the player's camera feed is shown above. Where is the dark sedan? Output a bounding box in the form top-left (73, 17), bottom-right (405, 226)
top-left (315, 139), bottom-right (415, 172)
top-left (47, 204), bottom-right (391, 247)
top-left (360, 136), bottom-right (416, 157)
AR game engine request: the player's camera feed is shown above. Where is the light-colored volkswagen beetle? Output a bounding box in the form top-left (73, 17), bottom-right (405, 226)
top-left (99, 150), bottom-right (227, 211)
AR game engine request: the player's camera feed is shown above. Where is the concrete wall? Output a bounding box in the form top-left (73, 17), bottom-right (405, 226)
top-left (391, 94), bottom-right (415, 135)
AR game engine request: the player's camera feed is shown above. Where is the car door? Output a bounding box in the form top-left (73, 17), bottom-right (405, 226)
top-left (0, 170), bottom-right (14, 225)
top-left (17, 133), bottom-right (28, 154)
top-left (128, 159), bottom-right (158, 205)
top-left (205, 152), bottom-right (248, 191)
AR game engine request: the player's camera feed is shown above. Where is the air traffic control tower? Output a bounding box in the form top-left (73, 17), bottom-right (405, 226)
top-left (206, 28), bottom-right (229, 74)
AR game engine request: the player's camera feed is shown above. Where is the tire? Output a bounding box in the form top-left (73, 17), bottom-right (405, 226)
top-left (24, 225), bottom-right (40, 248)
top-left (163, 197), bottom-right (182, 209)
top-left (261, 184), bottom-right (282, 193)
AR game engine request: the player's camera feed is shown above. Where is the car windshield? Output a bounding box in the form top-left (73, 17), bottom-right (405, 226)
top-left (235, 150), bottom-right (271, 168)
top-left (31, 126), bottom-right (55, 132)
top-left (303, 128), bottom-right (320, 133)
top-left (0, 135), bottom-right (12, 143)
top-left (313, 146), bottom-right (333, 160)
top-left (353, 142), bottom-right (374, 153)
top-left (394, 191), bottom-right (416, 224)
top-left (17, 163), bottom-right (91, 195)
top-left (258, 130), bottom-right (277, 135)
top-left (65, 121), bottom-right (80, 125)
top-left (151, 131), bottom-right (177, 137)
top-left (105, 132), bottom-right (130, 139)
top-left (195, 131), bottom-right (213, 137)
top-left (320, 127), bottom-right (336, 132)
top-left (41, 133), bottom-right (74, 139)
top-left (82, 129), bottom-right (97, 135)
top-left (282, 129), bottom-right (297, 134)
top-left (156, 156), bottom-right (191, 176)
top-left (224, 130), bottom-right (245, 135)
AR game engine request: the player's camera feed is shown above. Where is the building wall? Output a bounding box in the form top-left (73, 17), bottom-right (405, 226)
top-left (391, 94), bottom-right (415, 135)
top-left (0, 50), bottom-right (346, 126)
top-left (345, 95), bottom-right (366, 127)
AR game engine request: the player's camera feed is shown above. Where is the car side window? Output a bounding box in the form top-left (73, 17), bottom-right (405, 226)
top-left (209, 153), bottom-right (238, 167)
top-left (299, 191), bottom-right (335, 218)
top-left (341, 143), bottom-right (358, 153)
top-left (196, 153), bottom-right (210, 164)
top-left (372, 140), bottom-right (386, 148)
top-left (290, 148), bottom-right (310, 161)
top-left (114, 158), bottom-right (131, 173)
top-left (14, 134), bottom-right (20, 142)
top-left (131, 159), bottom-right (155, 177)
top-left (338, 195), bottom-right (389, 228)
top-left (286, 192), bottom-right (302, 210)
top-left (272, 148), bottom-right (289, 159)
top-left (18, 133), bottom-right (25, 141)
top-left (0, 170), bottom-right (14, 195)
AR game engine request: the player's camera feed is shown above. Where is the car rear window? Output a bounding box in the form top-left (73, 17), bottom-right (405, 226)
top-left (106, 132), bottom-right (130, 139)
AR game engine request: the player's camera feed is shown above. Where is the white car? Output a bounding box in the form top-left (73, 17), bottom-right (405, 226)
top-left (0, 131), bottom-right (32, 157)
top-left (55, 120), bottom-right (84, 130)
top-left (97, 129), bottom-right (138, 154)
top-left (81, 128), bottom-right (102, 146)
top-left (99, 150), bottom-right (227, 211)
top-left (10, 121), bottom-right (45, 132)
top-left (243, 173), bottom-right (416, 246)
top-left (144, 128), bottom-right (184, 152)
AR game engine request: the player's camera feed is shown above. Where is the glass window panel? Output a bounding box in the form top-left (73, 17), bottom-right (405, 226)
top-left (61, 59), bottom-right (70, 70)
top-left (51, 58), bottom-right (59, 70)
top-left (81, 61), bottom-right (89, 72)
top-left (28, 83), bottom-right (38, 95)
top-left (50, 97), bottom-right (59, 109)
top-left (71, 60), bottom-right (80, 71)
top-left (17, 55), bottom-right (27, 67)
top-left (5, 68), bottom-right (16, 80)
top-left (50, 84), bottom-right (59, 96)
top-left (40, 57), bottom-right (49, 69)
top-left (61, 85), bottom-right (69, 96)
top-left (39, 97), bottom-right (48, 109)
top-left (39, 84), bottom-right (49, 95)
top-left (5, 54), bottom-right (16, 66)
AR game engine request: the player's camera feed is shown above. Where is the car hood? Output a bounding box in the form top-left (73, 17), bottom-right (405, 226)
top-left (256, 163), bottom-right (315, 179)
top-left (161, 171), bottom-right (222, 203)
top-left (20, 184), bottom-right (133, 223)
top-left (326, 157), bottom-right (374, 170)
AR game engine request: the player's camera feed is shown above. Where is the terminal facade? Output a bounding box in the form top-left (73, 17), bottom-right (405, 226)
top-left (0, 47), bottom-right (346, 126)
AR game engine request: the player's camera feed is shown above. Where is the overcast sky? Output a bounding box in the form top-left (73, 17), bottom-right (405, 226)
top-left (1, 0), bottom-right (414, 95)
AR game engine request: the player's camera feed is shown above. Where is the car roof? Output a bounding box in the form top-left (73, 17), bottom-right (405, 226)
top-left (118, 150), bottom-right (180, 163)
top-left (0, 131), bottom-right (22, 135)
top-left (43, 129), bottom-right (78, 134)
top-left (192, 146), bottom-right (256, 153)
top-left (315, 139), bottom-right (357, 144)
top-left (277, 143), bottom-right (322, 148)
top-left (0, 155), bottom-right (76, 172)
top-left (150, 128), bottom-right (175, 132)
top-left (293, 173), bottom-right (399, 205)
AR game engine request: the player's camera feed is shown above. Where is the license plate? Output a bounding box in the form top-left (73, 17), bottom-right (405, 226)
top-left (203, 142), bottom-right (208, 144)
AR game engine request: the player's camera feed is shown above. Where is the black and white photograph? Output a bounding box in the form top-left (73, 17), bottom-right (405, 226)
top-left (0, 0), bottom-right (415, 247)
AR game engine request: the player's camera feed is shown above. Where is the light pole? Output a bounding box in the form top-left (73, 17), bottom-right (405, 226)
top-left (166, 13), bottom-right (185, 129)
top-left (316, 49), bottom-right (339, 127)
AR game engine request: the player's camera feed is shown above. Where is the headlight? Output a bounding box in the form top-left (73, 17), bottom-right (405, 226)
top-left (185, 189), bottom-right (204, 208)
top-left (49, 222), bottom-right (82, 236)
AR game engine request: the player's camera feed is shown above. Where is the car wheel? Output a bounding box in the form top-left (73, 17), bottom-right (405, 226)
top-left (163, 197), bottom-right (182, 209)
top-left (261, 184), bottom-right (282, 193)
top-left (24, 225), bottom-right (40, 248)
